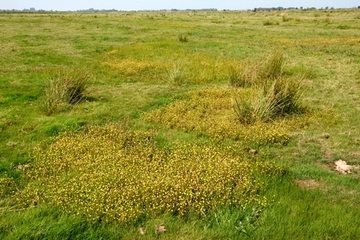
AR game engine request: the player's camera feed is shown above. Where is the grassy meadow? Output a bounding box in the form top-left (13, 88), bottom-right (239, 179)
top-left (1, 9), bottom-right (360, 239)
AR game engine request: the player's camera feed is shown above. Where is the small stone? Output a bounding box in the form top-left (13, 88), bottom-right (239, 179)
top-left (16, 163), bottom-right (30, 171)
top-left (138, 227), bottom-right (146, 235)
top-left (155, 225), bottom-right (167, 235)
top-left (6, 141), bottom-right (18, 147)
top-left (335, 159), bottom-right (352, 174)
top-left (322, 133), bottom-right (330, 139)
top-left (249, 149), bottom-right (258, 155)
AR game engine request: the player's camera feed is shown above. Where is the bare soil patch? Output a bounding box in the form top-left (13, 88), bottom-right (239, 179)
top-left (296, 179), bottom-right (320, 189)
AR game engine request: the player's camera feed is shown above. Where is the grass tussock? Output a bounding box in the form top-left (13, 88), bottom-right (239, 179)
top-left (263, 19), bottom-right (279, 26)
top-left (235, 76), bottom-right (303, 124)
top-left (18, 125), bottom-right (282, 223)
top-left (282, 15), bottom-right (293, 22)
top-left (230, 52), bottom-right (304, 123)
top-left (166, 60), bottom-right (186, 85)
top-left (178, 34), bottom-right (189, 43)
top-left (228, 60), bottom-right (258, 88)
top-left (259, 51), bottom-right (286, 81)
top-left (229, 51), bottom-right (286, 88)
top-left (40, 71), bottom-right (90, 115)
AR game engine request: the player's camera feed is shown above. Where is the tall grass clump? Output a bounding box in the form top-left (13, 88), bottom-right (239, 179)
top-left (263, 20), bottom-right (279, 26)
top-left (282, 15), bottom-right (293, 22)
top-left (259, 51), bottom-right (286, 81)
top-left (167, 60), bottom-right (186, 85)
top-left (232, 52), bottom-right (304, 123)
top-left (253, 77), bottom-right (303, 121)
top-left (178, 34), bottom-right (189, 43)
top-left (228, 61), bottom-right (258, 88)
top-left (233, 97), bottom-right (255, 125)
top-left (40, 71), bottom-right (90, 115)
top-left (229, 51), bottom-right (286, 88)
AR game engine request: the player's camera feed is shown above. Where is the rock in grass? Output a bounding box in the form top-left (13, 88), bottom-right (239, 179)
top-left (322, 133), bottom-right (330, 139)
top-left (138, 227), bottom-right (146, 235)
top-left (249, 149), bottom-right (258, 155)
top-left (335, 160), bottom-right (352, 174)
top-left (155, 225), bottom-right (167, 235)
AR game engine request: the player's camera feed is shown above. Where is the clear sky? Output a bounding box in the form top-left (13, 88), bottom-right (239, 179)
top-left (0, 0), bottom-right (358, 11)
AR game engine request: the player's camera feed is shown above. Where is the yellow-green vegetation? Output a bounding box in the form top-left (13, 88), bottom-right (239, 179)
top-left (101, 43), bottom-right (231, 84)
top-left (144, 88), bottom-right (292, 144)
top-left (19, 125), bottom-right (282, 223)
top-left (1, 9), bottom-right (360, 239)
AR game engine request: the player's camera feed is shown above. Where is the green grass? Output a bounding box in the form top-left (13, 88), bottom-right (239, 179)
top-left (1, 9), bottom-right (360, 239)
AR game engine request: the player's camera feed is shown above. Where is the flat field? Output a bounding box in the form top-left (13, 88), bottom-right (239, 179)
top-left (0, 9), bottom-right (360, 239)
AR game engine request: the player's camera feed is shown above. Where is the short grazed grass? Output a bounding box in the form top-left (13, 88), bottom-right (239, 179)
top-left (1, 9), bottom-right (360, 239)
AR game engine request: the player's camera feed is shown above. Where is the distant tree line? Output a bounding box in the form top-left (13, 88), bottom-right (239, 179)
top-left (252, 6), bottom-right (339, 12)
top-left (0, 6), bottom-right (359, 13)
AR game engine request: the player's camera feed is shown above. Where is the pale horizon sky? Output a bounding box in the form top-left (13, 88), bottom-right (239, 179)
top-left (0, 0), bottom-right (358, 11)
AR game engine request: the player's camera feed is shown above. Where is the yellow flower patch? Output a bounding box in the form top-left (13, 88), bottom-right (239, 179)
top-left (144, 88), bottom-right (292, 145)
top-left (19, 125), bottom-right (279, 223)
top-left (103, 58), bottom-right (158, 75)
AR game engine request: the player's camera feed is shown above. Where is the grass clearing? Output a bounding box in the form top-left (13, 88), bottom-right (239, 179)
top-left (1, 9), bottom-right (360, 239)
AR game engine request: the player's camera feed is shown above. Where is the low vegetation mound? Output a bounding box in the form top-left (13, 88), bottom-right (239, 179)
top-left (144, 88), bottom-right (298, 145)
top-left (19, 125), bottom-right (283, 223)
